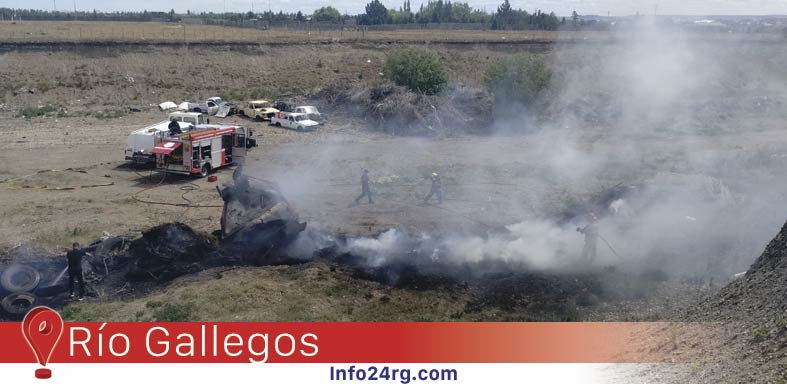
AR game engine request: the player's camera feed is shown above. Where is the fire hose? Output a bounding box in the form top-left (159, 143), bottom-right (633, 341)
top-left (598, 233), bottom-right (623, 259)
top-left (1, 168), bottom-right (114, 190)
top-left (131, 170), bottom-right (222, 208)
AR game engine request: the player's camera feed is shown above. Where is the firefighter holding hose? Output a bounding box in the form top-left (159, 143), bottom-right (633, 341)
top-left (577, 213), bottom-right (599, 261)
top-left (66, 242), bottom-right (87, 300)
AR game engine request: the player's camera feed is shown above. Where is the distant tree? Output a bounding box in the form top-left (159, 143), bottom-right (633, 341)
top-left (295, 11), bottom-right (305, 21)
top-left (388, 9), bottom-right (412, 24)
top-left (168, 8), bottom-right (175, 21)
top-left (491, 0), bottom-right (515, 30)
top-left (361, 0), bottom-right (389, 25)
top-left (571, 10), bottom-right (579, 27)
top-left (312, 6), bottom-right (342, 23)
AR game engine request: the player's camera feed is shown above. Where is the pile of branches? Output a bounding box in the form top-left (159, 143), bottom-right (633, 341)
top-left (314, 81), bottom-right (492, 136)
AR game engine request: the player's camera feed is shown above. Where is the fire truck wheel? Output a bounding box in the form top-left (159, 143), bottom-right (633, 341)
top-left (1, 292), bottom-right (37, 315)
top-left (200, 165), bottom-right (211, 178)
top-left (1, 264), bottom-right (41, 293)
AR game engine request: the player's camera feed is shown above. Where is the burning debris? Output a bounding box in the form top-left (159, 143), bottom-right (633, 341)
top-left (217, 168), bottom-right (307, 264)
top-left (0, 172), bottom-right (308, 319)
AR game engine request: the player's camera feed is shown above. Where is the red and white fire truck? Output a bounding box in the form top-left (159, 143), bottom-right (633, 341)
top-left (151, 124), bottom-right (256, 177)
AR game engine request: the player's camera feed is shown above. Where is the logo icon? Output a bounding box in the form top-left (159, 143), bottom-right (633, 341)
top-left (22, 307), bottom-right (64, 379)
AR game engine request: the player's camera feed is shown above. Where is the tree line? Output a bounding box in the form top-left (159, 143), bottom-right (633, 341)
top-left (2, 1), bottom-right (578, 31)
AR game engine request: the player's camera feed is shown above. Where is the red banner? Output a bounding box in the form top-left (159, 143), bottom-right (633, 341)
top-left (0, 320), bottom-right (713, 364)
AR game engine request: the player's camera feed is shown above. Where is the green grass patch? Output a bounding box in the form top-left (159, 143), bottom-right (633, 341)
top-left (752, 325), bottom-right (770, 342)
top-left (150, 302), bottom-right (198, 322)
top-left (17, 104), bottom-right (67, 119)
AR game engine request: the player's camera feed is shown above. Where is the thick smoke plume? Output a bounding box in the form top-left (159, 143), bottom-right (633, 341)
top-left (251, 19), bottom-right (787, 284)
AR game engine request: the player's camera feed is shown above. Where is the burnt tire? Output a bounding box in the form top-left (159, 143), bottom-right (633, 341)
top-left (275, 122), bottom-right (281, 127)
top-left (1, 292), bottom-right (37, 315)
top-left (1, 265), bottom-right (41, 293)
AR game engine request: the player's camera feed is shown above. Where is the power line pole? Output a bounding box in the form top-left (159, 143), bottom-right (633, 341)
top-left (53, 0), bottom-right (57, 11)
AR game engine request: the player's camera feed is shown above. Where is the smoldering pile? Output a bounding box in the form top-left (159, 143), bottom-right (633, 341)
top-left (0, 167), bottom-right (752, 320)
top-left (0, 175), bottom-right (309, 319)
top-left (313, 81), bottom-right (492, 136)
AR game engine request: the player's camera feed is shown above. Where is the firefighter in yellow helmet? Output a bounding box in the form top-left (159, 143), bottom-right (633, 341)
top-left (423, 172), bottom-right (443, 205)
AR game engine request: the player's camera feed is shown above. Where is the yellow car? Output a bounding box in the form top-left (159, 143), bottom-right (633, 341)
top-left (238, 100), bottom-right (279, 121)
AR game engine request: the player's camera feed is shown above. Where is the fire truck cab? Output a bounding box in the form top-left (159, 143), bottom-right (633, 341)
top-left (152, 124), bottom-right (255, 177)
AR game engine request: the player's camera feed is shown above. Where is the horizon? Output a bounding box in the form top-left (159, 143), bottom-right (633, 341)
top-left (3, 0), bottom-right (786, 18)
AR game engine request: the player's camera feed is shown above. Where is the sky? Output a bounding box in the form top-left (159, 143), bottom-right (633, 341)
top-left (4, 0), bottom-right (787, 16)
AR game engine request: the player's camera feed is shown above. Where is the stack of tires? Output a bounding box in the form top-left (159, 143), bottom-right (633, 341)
top-left (0, 264), bottom-right (41, 318)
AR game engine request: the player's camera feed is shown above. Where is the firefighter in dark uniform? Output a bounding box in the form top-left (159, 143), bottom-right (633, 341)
top-left (353, 169), bottom-right (373, 205)
top-left (423, 172), bottom-right (443, 205)
top-left (577, 213), bottom-right (599, 261)
top-left (66, 242), bottom-right (87, 300)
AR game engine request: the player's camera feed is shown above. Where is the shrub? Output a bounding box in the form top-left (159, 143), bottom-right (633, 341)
top-left (751, 325), bottom-right (770, 342)
top-left (383, 47), bottom-right (448, 95)
top-left (485, 53), bottom-right (552, 109)
top-left (17, 104), bottom-right (63, 119)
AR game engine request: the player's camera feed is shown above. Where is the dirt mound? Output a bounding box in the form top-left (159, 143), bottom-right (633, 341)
top-left (314, 81), bottom-right (492, 136)
top-left (683, 219), bottom-right (787, 383)
top-left (689, 220), bottom-right (787, 322)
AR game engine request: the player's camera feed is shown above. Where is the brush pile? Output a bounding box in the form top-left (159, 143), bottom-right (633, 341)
top-left (314, 81), bottom-right (492, 136)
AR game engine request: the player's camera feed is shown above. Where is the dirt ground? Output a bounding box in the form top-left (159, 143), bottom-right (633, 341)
top-left (3, 109), bottom-right (785, 250)
top-left (2, 31), bottom-right (787, 382)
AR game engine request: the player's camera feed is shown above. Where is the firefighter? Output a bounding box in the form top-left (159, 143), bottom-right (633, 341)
top-left (423, 172), bottom-right (443, 205)
top-left (167, 119), bottom-right (182, 135)
top-left (66, 242), bottom-right (87, 300)
top-left (353, 169), bottom-right (373, 206)
top-left (577, 213), bottom-right (599, 261)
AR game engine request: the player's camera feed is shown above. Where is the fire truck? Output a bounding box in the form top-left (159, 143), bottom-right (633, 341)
top-left (151, 124), bottom-right (256, 177)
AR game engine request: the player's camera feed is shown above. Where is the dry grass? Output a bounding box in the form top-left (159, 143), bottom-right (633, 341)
top-left (0, 20), bottom-right (602, 43)
top-left (60, 262), bottom-right (470, 321)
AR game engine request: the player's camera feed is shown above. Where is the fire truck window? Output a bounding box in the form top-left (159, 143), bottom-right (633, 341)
top-left (223, 135), bottom-right (233, 160)
top-left (192, 147), bottom-right (199, 165)
top-left (235, 131), bottom-right (246, 148)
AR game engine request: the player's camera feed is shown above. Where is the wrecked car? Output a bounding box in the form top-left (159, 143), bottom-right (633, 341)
top-left (182, 97), bottom-right (222, 115)
top-left (238, 100), bottom-right (279, 121)
top-left (293, 106), bottom-right (327, 125)
top-left (270, 112), bottom-right (320, 131)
